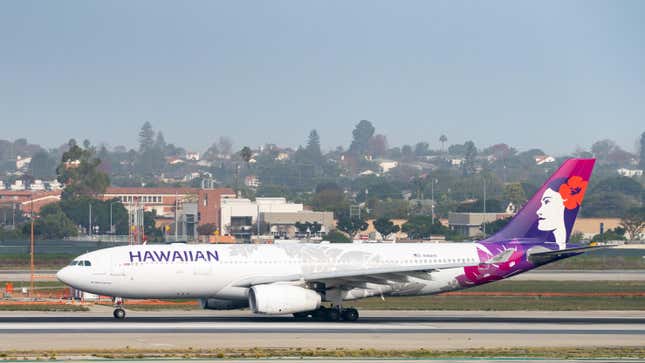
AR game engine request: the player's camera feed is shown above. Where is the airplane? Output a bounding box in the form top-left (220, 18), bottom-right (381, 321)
top-left (57, 158), bottom-right (601, 321)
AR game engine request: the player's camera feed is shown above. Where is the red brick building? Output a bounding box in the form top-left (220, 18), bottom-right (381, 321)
top-left (0, 190), bottom-right (62, 214)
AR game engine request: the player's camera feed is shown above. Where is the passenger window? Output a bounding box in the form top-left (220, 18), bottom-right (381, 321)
top-left (84, 261), bottom-right (92, 266)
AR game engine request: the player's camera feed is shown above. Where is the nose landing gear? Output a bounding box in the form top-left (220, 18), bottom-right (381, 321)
top-left (112, 297), bottom-right (126, 320)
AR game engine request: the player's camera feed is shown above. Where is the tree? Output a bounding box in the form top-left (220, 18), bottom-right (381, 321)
top-left (218, 136), bottom-right (233, 156)
top-left (336, 214), bottom-right (368, 237)
top-left (401, 215), bottom-right (446, 239)
top-left (305, 130), bottom-right (322, 162)
top-left (203, 142), bottom-right (220, 161)
top-left (373, 218), bottom-right (400, 237)
top-left (33, 203), bottom-right (79, 239)
top-left (197, 223), bottom-right (218, 236)
top-left (349, 120), bottom-right (375, 156)
top-left (325, 230), bottom-right (351, 243)
top-left (463, 141), bottom-right (477, 176)
top-left (154, 131), bottom-right (167, 151)
top-left (28, 150), bottom-right (56, 179)
top-left (621, 207), bottom-right (645, 241)
top-left (503, 183), bottom-right (527, 210)
top-left (239, 146), bottom-right (253, 168)
top-left (56, 140), bottom-right (110, 199)
top-left (368, 134), bottom-right (388, 158)
top-left (138, 122), bottom-right (155, 152)
top-left (591, 227), bottom-right (626, 242)
top-left (312, 183), bottom-right (348, 215)
top-left (439, 135), bottom-right (447, 154)
top-left (481, 217), bottom-right (512, 236)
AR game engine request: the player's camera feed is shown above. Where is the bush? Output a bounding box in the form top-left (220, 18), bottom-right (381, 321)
top-left (325, 230), bottom-right (351, 243)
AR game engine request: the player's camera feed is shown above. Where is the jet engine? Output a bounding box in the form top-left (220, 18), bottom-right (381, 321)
top-left (199, 298), bottom-right (248, 310)
top-left (249, 284), bottom-right (321, 314)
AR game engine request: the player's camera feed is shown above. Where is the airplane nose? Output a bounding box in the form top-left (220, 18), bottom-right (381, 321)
top-left (56, 266), bottom-right (73, 286)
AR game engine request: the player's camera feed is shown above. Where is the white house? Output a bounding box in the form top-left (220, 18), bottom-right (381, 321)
top-left (29, 180), bottom-right (46, 191)
top-left (185, 152), bottom-right (200, 161)
top-left (535, 155), bottom-right (555, 165)
top-left (10, 180), bottom-right (25, 191)
top-left (378, 160), bottom-right (398, 173)
top-left (16, 156), bottom-right (32, 170)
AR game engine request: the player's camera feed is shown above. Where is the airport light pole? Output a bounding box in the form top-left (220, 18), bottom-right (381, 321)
top-left (110, 201), bottom-right (116, 234)
top-left (30, 197), bottom-right (34, 297)
top-left (431, 178), bottom-right (438, 225)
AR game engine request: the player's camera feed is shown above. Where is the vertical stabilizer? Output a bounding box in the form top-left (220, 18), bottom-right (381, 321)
top-left (482, 158), bottom-right (595, 249)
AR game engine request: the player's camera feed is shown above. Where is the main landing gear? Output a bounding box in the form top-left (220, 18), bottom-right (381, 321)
top-left (112, 297), bottom-right (126, 320)
top-left (293, 306), bottom-right (359, 322)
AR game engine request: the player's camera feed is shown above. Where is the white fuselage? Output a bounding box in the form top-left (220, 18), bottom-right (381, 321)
top-left (57, 242), bottom-right (483, 302)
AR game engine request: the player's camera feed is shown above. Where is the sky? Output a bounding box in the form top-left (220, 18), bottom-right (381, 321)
top-left (1, 1), bottom-right (644, 155)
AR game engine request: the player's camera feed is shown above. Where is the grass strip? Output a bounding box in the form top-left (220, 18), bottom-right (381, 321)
top-left (0, 304), bottom-right (88, 311)
top-left (0, 346), bottom-right (643, 360)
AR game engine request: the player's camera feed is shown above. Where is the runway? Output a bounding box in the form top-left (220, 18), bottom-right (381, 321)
top-left (2, 269), bottom-right (644, 281)
top-left (0, 310), bottom-right (643, 351)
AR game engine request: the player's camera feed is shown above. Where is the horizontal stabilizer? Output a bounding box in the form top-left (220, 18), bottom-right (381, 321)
top-left (527, 245), bottom-right (613, 265)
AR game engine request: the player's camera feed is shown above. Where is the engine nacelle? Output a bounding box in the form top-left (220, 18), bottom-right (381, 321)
top-left (199, 298), bottom-right (248, 310)
top-left (249, 284), bottom-right (321, 315)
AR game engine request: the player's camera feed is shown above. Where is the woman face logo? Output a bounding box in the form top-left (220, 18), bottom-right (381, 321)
top-left (536, 188), bottom-right (565, 231)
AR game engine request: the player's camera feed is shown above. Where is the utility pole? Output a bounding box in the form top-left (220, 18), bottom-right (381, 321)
top-left (431, 178), bottom-right (438, 225)
top-left (109, 202), bottom-right (114, 234)
top-left (483, 177), bottom-right (487, 235)
top-left (30, 197), bottom-right (34, 297)
top-left (88, 203), bottom-right (92, 237)
top-left (174, 193), bottom-right (179, 242)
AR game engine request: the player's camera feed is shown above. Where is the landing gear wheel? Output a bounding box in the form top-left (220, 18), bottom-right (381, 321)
top-left (341, 308), bottom-right (359, 321)
top-left (293, 312), bottom-right (308, 319)
top-left (113, 308), bottom-right (126, 320)
top-left (324, 308), bottom-right (340, 321)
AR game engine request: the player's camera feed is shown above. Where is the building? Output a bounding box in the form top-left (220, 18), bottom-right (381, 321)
top-left (244, 175), bottom-right (261, 188)
top-left (10, 180), bottom-right (25, 191)
top-left (29, 180), bottom-right (46, 191)
top-left (378, 160), bottom-right (398, 173)
top-left (15, 156), bottom-right (32, 170)
top-left (185, 152), bottom-right (200, 161)
top-left (99, 187), bottom-right (235, 230)
top-left (0, 190), bottom-right (62, 214)
top-left (449, 212), bottom-right (513, 238)
top-left (220, 197), bottom-right (334, 240)
top-left (535, 155), bottom-right (555, 165)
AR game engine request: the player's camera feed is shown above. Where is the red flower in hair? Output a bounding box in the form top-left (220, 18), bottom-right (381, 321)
top-left (558, 176), bottom-right (588, 210)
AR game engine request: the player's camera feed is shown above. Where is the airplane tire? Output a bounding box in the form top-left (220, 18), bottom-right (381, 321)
top-left (113, 308), bottom-right (126, 320)
top-left (341, 308), bottom-right (359, 322)
top-left (293, 312), bottom-right (309, 319)
top-left (325, 308), bottom-right (340, 321)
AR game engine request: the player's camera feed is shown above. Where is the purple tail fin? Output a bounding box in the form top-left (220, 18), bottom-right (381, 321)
top-left (482, 158), bottom-right (595, 249)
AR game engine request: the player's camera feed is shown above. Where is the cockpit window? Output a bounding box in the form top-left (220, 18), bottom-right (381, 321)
top-left (69, 260), bottom-right (91, 266)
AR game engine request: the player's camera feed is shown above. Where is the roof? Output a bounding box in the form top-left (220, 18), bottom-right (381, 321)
top-left (104, 187), bottom-right (199, 195)
top-left (104, 187), bottom-right (235, 196)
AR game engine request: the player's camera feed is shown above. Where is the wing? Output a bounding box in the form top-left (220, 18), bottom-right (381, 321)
top-left (232, 260), bottom-right (479, 288)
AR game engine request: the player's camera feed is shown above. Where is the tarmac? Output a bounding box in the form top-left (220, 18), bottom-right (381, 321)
top-left (0, 309), bottom-right (643, 351)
